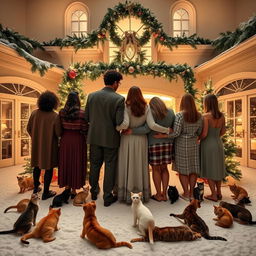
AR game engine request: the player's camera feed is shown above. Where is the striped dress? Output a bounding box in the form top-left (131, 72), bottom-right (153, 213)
top-left (169, 112), bottom-right (203, 175)
top-left (58, 109), bottom-right (88, 189)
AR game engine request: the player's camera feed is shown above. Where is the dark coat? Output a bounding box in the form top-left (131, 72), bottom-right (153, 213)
top-left (85, 87), bottom-right (125, 148)
top-left (27, 109), bottom-right (62, 169)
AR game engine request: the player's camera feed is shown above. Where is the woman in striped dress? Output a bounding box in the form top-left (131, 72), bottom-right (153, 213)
top-left (155, 94), bottom-right (202, 201)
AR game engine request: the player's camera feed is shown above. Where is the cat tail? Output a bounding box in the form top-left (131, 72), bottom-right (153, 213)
top-left (4, 206), bottom-right (16, 213)
top-left (115, 241), bottom-right (133, 249)
top-left (148, 220), bottom-right (155, 244)
top-left (203, 234), bottom-right (227, 241)
top-left (0, 229), bottom-right (16, 235)
top-left (20, 232), bottom-right (34, 244)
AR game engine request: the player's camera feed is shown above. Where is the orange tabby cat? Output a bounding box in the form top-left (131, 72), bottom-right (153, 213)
top-left (81, 201), bottom-right (132, 249)
top-left (213, 205), bottom-right (233, 228)
top-left (228, 184), bottom-right (250, 203)
top-left (73, 185), bottom-right (89, 206)
top-left (17, 176), bottom-right (34, 193)
top-left (20, 208), bottom-right (61, 244)
top-left (4, 199), bottom-right (30, 213)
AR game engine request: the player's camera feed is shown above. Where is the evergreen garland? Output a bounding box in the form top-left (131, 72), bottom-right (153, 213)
top-left (0, 24), bottom-right (59, 76)
top-left (212, 15), bottom-right (256, 53)
top-left (43, 1), bottom-right (211, 51)
top-left (198, 79), bottom-right (242, 181)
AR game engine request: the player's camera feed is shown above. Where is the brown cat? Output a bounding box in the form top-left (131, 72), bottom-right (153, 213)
top-left (81, 201), bottom-right (132, 249)
top-left (170, 199), bottom-right (227, 241)
top-left (131, 225), bottom-right (201, 243)
top-left (213, 205), bottom-right (233, 228)
top-left (73, 185), bottom-right (89, 206)
top-left (228, 184), bottom-right (251, 204)
top-left (21, 208), bottom-right (61, 244)
top-left (219, 201), bottom-right (256, 225)
top-left (0, 193), bottom-right (39, 235)
top-left (4, 199), bottom-right (30, 213)
top-left (17, 176), bottom-right (34, 193)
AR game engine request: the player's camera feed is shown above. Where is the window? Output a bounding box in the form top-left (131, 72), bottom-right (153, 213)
top-left (170, 0), bottom-right (196, 37)
top-left (65, 2), bottom-right (89, 37)
top-left (173, 9), bottom-right (189, 37)
top-left (109, 17), bottom-right (152, 63)
top-left (71, 10), bottom-right (88, 36)
top-left (217, 79), bottom-right (256, 96)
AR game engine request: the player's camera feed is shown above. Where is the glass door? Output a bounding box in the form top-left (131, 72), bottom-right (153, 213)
top-left (226, 98), bottom-right (246, 166)
top-left (0, 99), bottom-right (14, 167)
top-left (16, 101), bottom-right (37, 164)
top-left (248, 96), bottom-right (256, 168)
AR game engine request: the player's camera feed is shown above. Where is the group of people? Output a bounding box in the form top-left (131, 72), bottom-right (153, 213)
top-left (27, 70), bottom-right (226, 206)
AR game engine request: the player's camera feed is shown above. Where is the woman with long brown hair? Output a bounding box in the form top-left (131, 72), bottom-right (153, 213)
top-left (58, 92), bottom-right (88, 198)
top-left (116, 86), bottom-right (150, 204)
top-left (200, 94), bottom-right (226, 201)
top-left (155, 93), bottom-right (202, 201)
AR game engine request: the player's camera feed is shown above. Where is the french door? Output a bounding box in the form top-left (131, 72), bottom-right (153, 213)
top-left (226, 97), bottom-right (246, 166)
top-left (248, 95), bottom-right (256, 167)
top-left (0, 94), bottom-right (37, 168)
top-left (221, 93), bottom-right (256, 168)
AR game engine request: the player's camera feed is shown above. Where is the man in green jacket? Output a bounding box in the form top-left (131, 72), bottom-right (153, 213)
top-left (85, 70), bottom-right (124, 207)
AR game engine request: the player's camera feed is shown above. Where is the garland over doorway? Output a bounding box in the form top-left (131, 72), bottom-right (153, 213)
top-left (58, 61), bottom-right (196, 107)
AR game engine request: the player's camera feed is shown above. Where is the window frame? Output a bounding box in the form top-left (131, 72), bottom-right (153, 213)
top-left (170, 0), bottom-right (196, 37)
top-left (64, 2), bottom-right (89, 37)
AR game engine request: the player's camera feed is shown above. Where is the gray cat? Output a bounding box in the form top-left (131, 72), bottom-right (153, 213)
top-left (0, 193), bottom-right (39, 235)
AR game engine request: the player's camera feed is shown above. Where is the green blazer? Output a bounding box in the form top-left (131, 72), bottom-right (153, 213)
top-left (85, 87), bottom-right (125, 148)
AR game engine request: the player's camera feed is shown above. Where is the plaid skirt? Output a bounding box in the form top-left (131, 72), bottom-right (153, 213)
top-left (149, 142), bottom-right (172, 166)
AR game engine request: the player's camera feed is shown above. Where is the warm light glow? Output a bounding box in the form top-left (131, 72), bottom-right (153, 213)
top-left (120, 93), bottom-right (175, 110)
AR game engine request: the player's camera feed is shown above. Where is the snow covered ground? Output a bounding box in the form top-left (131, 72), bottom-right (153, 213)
top-left (0, 164), bottom-right (256, 256)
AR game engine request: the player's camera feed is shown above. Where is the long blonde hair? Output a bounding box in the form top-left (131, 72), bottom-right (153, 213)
top-left (149, 97), bottom-right (168, 120)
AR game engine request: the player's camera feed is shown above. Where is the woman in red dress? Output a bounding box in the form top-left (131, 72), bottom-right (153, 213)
top-left (58, 92), bottom-right (88, 197)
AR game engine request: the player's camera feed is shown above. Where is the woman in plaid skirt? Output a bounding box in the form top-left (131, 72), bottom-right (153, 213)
top-left (155, 94), bottom-right (202, 201)
top-left (132, 97), bottom-right (175, 201)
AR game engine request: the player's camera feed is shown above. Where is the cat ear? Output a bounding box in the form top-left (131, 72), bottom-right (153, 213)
top-left (138, 192), bottom-right (143, 198)
top-left (213, 205), bottom-right (217, 209)
top-left (57, 208), bottom-right (61, 215)
top-left (49, 206), bottom-right (53, 211)
top-left (131, 192), bottom-right (134, 196)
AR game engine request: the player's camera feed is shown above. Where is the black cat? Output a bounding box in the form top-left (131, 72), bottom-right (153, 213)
top-left (167, 186), bottom-right (179, 204)
top-left (50, 188), bottom-right (71, 208)
top-left (0, 193), bottom-right (39, 235)
top-left (193, 182), bottom-right (204, 202)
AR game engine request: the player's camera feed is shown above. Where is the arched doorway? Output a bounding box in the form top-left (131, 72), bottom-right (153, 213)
top-left (216, 74), bottom-right (256, 168)
top-left (0, 78), bottom-right (43, 167)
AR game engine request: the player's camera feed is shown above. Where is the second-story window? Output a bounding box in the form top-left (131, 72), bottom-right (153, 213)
top-left (71, 10), bottom-right (88, 36)
top-left (173, 8), bottom-right (189, 37)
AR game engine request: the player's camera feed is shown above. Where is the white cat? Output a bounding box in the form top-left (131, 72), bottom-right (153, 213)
top-left (131, 192), bottom-right (155, 244)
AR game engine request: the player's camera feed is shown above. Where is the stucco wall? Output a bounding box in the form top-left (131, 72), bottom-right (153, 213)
top-left (0, 0), bottom-right (27, 35)
top-left (1, 0), bottom-right (256, 42)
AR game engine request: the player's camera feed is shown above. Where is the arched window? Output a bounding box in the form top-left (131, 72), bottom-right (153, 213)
top-left (170, 0), bottom-right (196, 37)
top-left (65, 2), bottom-right (89, 37)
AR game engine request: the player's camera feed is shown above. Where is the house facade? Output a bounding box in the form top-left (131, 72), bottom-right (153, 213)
top-left (0, 0), bottom-right (256, 168)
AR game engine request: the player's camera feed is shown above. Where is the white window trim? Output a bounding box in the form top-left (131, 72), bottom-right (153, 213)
top-left (170, 0), bottom-right (196, 36)
top-left (64, 2), bottom-right (89, 36)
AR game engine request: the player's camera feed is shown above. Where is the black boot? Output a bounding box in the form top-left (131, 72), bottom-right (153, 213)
top-left (33, 167), bottom-right (41, 193)
top-left (42, 168), bottom-right (56, 200)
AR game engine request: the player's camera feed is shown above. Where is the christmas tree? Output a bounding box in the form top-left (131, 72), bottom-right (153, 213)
top-left (198, 79), bottom-right (242, 181)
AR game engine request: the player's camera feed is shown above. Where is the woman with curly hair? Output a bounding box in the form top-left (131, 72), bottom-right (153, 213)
top-left (27, 91), bottom-right (61, 200)
top-left (116, 86), bottom-right (150, 204)
top-left (58, 92), bottom-right (88, 198)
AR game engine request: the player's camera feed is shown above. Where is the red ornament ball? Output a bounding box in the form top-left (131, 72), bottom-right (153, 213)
top-left (68, 70), bottom-right (77, 79)
top-left (153, 33), bottom-right (159, 38)
top-left (160, 36), bottom-right (165, 41)
top-left (128, 66), bottom-right (135, 73)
